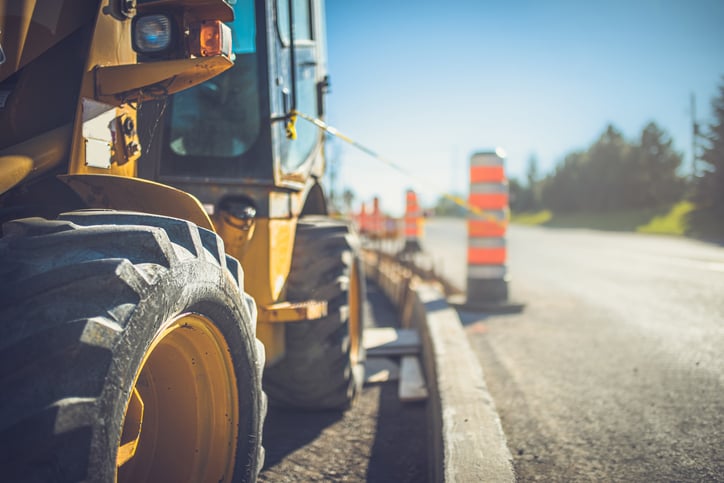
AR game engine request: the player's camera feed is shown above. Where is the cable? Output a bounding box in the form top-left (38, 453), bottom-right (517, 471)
top-left (292, 110), bottom-right (508, 227)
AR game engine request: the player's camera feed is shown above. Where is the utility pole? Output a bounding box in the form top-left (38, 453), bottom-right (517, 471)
top-left (691, 92), bottom-right (699, 178)
top-left (326, 135), bottom-right (339, 212)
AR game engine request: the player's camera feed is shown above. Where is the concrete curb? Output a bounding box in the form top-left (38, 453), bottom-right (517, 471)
top-left (364, 251), bottom-right (515, 482)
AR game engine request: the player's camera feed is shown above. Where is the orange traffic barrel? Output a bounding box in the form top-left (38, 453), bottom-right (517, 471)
top-left (461, 151), bottom-right (522, 312)
top-left (358, 202), bottom-right (369, 235)
top-left (402, 189), bottom-right (423, 253)
top-left (371, 197), bottom-right (382, 239)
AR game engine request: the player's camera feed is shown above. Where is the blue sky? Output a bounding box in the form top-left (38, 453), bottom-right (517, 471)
top-left (322, 0), bottom-right (724, 215)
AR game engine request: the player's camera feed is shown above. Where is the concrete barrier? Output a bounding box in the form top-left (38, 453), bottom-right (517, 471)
top-left (363, 250), bottom-right (514, 482)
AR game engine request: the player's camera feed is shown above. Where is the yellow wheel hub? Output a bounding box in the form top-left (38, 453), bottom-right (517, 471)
top-left (117, 314), bottom-right (239, 483)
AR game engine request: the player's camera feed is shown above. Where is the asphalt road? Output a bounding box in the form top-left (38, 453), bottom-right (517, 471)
top-left (422, 218), bottom-right (724, 482)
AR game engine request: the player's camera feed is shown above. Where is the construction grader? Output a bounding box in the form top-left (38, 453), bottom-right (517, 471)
top-left (0, 0), bottom-right (364, 481)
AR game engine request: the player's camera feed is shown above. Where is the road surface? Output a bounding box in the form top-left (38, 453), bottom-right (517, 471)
top-left (259, 282), bottom-right (427, 482)
top-left (422, 218), bottom-right (724, 482)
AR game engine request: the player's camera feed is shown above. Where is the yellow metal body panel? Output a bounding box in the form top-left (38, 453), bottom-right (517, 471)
top-left (60, 174), bottom-right (215, 230)
top-left (258, 301), bottom-right (327, 324)
top-left (94, 57), bottom-right (233, 104)
top-left (215, 213), bottom-right (256, 262)
top-left (256, 317), bottom-right (285, 366)
top-left (68, 3), bottom-right (133, 176)
top-left (234, 218), bottom-right (296, 306)
top-left (0, 124), bottom-right (73, 195)
top-left (223, 217), bottom-right (297, 363)
top-left (0, 156), bottom-right (33, 194)
top-left (65, 3), bottom-right (233, 178)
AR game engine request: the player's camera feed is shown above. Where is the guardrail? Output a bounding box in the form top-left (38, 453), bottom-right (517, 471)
top-left (362, 249), bottom-right (515, 482)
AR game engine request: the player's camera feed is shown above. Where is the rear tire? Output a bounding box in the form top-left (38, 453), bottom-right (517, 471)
top-left (0, 210), bottom-right (265, 482)
top-left (263, 216), bottom-right (366, 409)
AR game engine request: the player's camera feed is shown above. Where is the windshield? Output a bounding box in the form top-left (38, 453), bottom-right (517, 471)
top-left (164, 0), bottom-right (261, 163)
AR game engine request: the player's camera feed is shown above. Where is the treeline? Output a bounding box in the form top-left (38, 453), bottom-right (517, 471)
top-left (511, 122), bottom-right (686, 213)
top-left (511, 77), bottom-right (724, 232)
top-left (689, 79), bottom-right (724, 238)
top-left (432, 78), bottom-right (724, 238)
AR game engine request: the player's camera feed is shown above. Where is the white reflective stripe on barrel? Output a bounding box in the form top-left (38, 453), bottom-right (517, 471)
top-left (468, 209), bottom-right (507, 222)
top-left (469, 237), bottom-right (506, 248)
top-left (470, 183), bottom-right (509, 194)
top-left (471, 153), bottom-right (504, 166)
top-left (468, 265), bottom-right (507, 279)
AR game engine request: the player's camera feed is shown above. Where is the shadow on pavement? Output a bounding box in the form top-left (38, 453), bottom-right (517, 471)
top-left (367, 382), bottom-right (428, 483)
top-left (364, 282), bottom-right (399, 328)
top-left (261, 406), bottom-right (345, 468)
top-left (456, 309), bottom-right (490, 327)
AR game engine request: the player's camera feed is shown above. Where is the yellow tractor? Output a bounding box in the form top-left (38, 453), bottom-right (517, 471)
top-left (0, 1), bottom-right (364, 481)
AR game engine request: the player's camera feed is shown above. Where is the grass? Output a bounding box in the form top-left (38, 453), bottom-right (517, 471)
top-left (636, 201), bottom-right (695, 235)
top-left (511, 201), bottom-right (697, 237)
top-left (511, 210), bottom-right (552, 225)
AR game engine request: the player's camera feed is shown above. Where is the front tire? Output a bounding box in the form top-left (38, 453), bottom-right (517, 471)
top-left (0, 211), bottom-right (265, 482)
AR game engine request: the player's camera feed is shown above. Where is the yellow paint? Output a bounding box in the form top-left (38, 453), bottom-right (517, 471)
top-left (116, 387), bottom-right (143, 467)
top-left (228, 217), bottom-right (297, 363)
top-left (257, 301), bottom-right (327, 324)
top-left (68, 3), bottom-right (134, 176)
top-left (67, 3), bottom-right (232, 178)
top-left (0, 156), bottom-right (33, 194)
top-left (0, 124), bottom-right (73, 195)
top-left (235, 218), bottom-right (296, 306)
top-left (214, 213), bottom-right (256, 260)
top-left (94, 57), bottom-right (233, 104)
top-left (59, 174), bottom-right (215, 230)
top-left (256, 322), bottom-right (286, 366)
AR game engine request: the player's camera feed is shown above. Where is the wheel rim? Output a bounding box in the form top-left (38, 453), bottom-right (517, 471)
top-left (117, 314), bottom-right (239, 483)
top-left (349, 260), bottom-right (362, 365)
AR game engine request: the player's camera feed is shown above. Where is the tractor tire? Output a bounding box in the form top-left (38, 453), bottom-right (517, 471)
top-left (0, 210), bottom-right (265, 483)
top-left (263, 216), bottom-right (366, 409)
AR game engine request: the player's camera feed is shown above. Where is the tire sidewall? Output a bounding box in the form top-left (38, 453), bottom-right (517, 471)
top-left (95, 258), bottom-right (261, 482)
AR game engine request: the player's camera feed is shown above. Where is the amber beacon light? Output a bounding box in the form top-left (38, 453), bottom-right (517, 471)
top-left (189, 20), bottom-right (232, 58)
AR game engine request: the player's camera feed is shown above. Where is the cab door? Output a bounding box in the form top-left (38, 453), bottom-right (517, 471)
top-left (273, 0), bottom-right (325, 179)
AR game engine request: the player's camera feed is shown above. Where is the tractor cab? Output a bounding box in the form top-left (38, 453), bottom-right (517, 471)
top-left (139, 0), bottom-right (329, 211)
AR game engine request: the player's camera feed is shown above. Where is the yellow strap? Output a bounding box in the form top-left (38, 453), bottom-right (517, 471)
top-left (285, 113), bottom-right (298, 140)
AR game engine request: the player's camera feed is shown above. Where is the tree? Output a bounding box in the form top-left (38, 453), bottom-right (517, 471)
top-left (508, 178), bottom-right (525, 212)
top-left (526, 154), bottom-right (539, 188)
top-left (341, 188), bottom-right (356, 215)
top-left (540, 151), bottom-right (587, 212)
top-left (585, 124), bottom-right (630, 211)
top-left (524, 154), bottom-right (541, 211)
top-left (629, 122), bottom-right (685, 208)
top-left (507, 155), bottom-right (541, 213)
top-left (693, 79), bottom-right (724, 211)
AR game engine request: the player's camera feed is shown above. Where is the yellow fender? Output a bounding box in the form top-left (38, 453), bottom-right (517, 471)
top-left (59, 174), bottom-right (214, 230)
